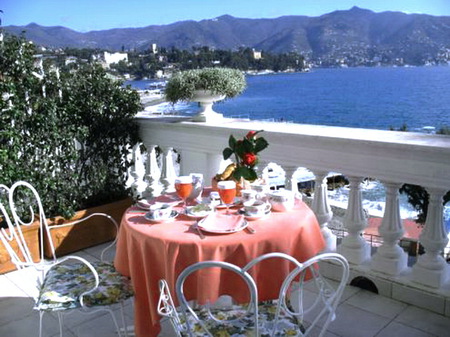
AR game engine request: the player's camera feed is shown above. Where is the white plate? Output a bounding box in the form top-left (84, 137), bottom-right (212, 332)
top-left (185, 205), bottom-right (214, 219)
top-left (240, 208), bottom-right (271, 221)
top-left (137, 200), bottom-right (152, 210)
top-left (214, 197), bottom-right (242, 209)
top-left (197, 217), bottom-right (248, 234)
top-left (137, 199), bottom-right (182, 210)
top-left (144, 210), bottom-right (179, 224)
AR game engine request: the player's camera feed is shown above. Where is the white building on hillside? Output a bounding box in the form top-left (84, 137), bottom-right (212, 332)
top-left (103, 52), bottom-right (128, 68)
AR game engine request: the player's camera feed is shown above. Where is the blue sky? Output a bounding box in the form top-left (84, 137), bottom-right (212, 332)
top-left (1, 0), bottom-right (449, 32)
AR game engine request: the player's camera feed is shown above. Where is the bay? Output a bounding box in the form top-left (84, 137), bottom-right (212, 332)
top-left (128, 66), bottom-right (450, 221)
top-left (129, 66), bottom-right (450, 132)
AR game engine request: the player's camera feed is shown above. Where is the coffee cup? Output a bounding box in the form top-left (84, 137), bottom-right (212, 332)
top-left (241, 189), bottom-right (257, 206)
top-left (244, 201), bottom-right (271, 217)
top-left (149, 203), bottom-right (173, 219)
top-left (268, 189), bottom-right (295, 212)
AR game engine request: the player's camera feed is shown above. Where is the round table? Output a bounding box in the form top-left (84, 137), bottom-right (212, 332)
top-left (114, 197), bottom-right (325, 337)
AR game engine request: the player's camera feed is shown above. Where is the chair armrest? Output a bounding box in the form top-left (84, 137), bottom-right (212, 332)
top-left (47, 212), bottom-right (119, 262)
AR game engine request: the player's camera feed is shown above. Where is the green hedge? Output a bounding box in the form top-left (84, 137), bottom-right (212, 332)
top-left (0, 34), bottom-right (141, 218)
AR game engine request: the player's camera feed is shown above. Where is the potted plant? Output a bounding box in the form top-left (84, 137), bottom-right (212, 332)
top-left (213, 130), bottom-right (269, 195)
top-left (0, 34), bottom-right (141, 265)
top-left (165, 67), bottom-right (246, 122)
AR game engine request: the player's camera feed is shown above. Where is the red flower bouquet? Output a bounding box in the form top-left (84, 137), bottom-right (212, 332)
top-left (221, 130), bottom-right (269, 182)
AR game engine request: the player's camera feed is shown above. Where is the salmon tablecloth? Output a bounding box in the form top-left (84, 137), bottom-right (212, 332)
top-left (114, 197), bottom-right (325, 337)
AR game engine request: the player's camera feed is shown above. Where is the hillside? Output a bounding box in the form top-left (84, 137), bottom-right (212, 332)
top-left (4, 6), bottom-right (450, 65)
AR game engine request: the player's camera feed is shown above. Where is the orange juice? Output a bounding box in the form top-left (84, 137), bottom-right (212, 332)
top-left (217, 180), bottom-right (236, 205)
top-left (175, 176), bottom-right (193, 199)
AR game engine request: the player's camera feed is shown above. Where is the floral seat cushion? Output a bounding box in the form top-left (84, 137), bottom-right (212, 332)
top-left (36, 260), bottom-right (133, 311)
top-left (176, 302), bottom-right (305, 337)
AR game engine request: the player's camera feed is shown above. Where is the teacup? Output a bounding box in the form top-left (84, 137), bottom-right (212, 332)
top-left (268, 190), bottom-right (295, 212)
top-left (149, 203), bottom-right (173, 219)
top-left (244, 201), bottom-right (271, 217)
top-left (241, 189), bottom-right (257, 206)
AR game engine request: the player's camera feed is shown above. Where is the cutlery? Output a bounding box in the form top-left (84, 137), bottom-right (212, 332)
top-left (245, 225), bottom-right (256, 234)
top-left (193, 221), bottom-right (205, 239)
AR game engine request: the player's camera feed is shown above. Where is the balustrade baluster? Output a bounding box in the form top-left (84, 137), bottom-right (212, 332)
top-left (283, 166), bottom-right (299, 194)
top-left (338, 176), bottom-right (371, 264)
top-left (412, 188), bottom-right (450, 288)
top-left (160, 147), bottom-right (177, 194)
top-left (255, 160), bottom-right (269, 183)
top-left (143, 145), bottom-right (163, 198)
top-left (129, 143), bottom-right (147, 198)
top-left (371, 182), bottom-right (408, 275)
top-left (311, 170), bottom-right (336, 252)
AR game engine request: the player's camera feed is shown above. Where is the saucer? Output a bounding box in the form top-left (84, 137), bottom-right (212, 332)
top-left (144, 210), bottom-right (179, 224)
top-left (239, 208), bottom-right (271, 221)
top-left (214, 197), bottom-right (241, 209)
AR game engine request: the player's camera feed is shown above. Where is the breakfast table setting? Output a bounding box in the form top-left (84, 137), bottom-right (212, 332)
top-left (114, 173), bottom-right (325, 337)
top-left (113, 131), bottom-right (325, 337)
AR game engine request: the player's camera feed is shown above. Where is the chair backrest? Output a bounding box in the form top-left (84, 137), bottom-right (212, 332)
top-left (270, 252), bottom-right (349, 337)
top-left (0, 181), bottom-right (56, 271)
top-left (159, 252), bottom-right (349, 337)
top-left (175, 260), bottom-right (259, 337)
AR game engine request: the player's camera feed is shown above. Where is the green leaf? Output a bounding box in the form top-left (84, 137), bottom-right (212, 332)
top-left (223, 147), bottom-right (234, 160)
top-left (228, 135), bottom-right (236, 149)
top-left (254, 137), bottom-right (269, 153)
top-left (232, 166), bottom-right (258, 182)
top-left (242, 138), bottom-right (254, 153)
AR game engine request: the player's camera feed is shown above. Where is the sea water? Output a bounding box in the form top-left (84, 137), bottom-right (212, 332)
top-left (127, 66), bottom-right (450, 221)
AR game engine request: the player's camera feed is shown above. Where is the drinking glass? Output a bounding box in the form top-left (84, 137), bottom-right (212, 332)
top-left (217, 180), bottom-right (237, 214)
top-left (175, 176), bottom-right (193, 213)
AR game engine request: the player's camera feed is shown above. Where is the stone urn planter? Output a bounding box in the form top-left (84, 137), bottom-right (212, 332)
top-left (191, 90), bottom-right (226, 122)
top-left (164, 67), bottom-right (246, 123)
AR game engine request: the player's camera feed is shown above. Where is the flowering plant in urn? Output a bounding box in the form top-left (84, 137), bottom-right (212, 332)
top-left (218, 130), bottom-right (269, 182)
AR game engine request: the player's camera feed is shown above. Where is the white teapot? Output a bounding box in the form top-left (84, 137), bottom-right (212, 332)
top-left (268, 189), bottom-right (295, 212)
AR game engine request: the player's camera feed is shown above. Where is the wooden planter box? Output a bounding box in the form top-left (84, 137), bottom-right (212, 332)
top-left (43, 197), bottom-right (132, 258)
top-left (0, 222), bottom-right (40, 274)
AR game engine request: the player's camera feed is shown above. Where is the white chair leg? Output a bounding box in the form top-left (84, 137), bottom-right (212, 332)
top-left (104, 308), bottom-right (123, 337)
top-left (119, 302), bottom-right (129, 337)
top-left (39, 311), bottom-right (45, 337)
top-left (57, 311), bottom-right (64, 337)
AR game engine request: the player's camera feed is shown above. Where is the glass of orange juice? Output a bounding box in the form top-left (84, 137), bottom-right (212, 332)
top-left (217, 180), bottom-right (237, 214)
top-left (175, 176), bottom-right (193, 212)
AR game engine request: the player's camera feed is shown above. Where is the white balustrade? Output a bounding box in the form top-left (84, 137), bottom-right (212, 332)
top-left (338, 176), bottom-right (371, 264)
top-left (413, 188), bottom-right (450, 287)
top-left (311, 170), bottom-right (336, 252)
top-left (135, 117), bottom-right (450, 313)
top-left (129, 143), bottom-right (147, 198)
top-left (143, 145), bottom-right (163, 198)
top-left (371, 181), bottom-right (408, 275)
top-left (160, 146), bottom-right (177, 194)
top-left (283, 165), bottom-right (300, 194)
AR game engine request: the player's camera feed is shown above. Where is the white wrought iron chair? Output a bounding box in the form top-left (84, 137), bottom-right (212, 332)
top-left (0, 181), bottom-right (133, 337)
top-left (157, 252), bottom-right (349, 337)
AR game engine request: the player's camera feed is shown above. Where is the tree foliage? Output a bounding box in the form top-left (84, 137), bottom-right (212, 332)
top-left (110, 46), bottom-right (305, 79)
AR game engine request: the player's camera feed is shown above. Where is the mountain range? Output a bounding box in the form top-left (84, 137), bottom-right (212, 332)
top-left (3, 6), bottom-right (450, 65)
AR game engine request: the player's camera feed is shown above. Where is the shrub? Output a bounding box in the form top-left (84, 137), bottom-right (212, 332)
top-left (0, 34), bottom-right (141, 219)
top-left (165, 67), bottom-right (246, 103)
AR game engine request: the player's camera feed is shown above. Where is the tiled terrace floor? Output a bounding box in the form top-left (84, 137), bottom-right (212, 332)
top-left (1, 242), bottom-right (450, 337)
